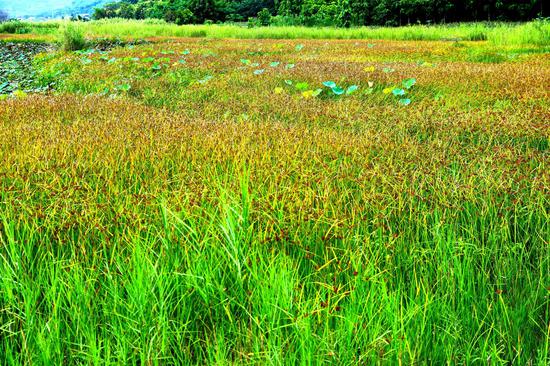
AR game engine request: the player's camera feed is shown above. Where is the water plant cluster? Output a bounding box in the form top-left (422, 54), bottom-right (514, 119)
top-left (0, 41), bottom-right (51, 94)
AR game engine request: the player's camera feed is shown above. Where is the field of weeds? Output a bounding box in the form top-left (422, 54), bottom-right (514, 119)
top-left (0, 34), bottom-right (549, 364)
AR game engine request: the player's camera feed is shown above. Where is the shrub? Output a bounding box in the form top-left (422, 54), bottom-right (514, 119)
top-left (189, 29), bottom-right (207, 38)
top-left (177, 9), bottom-right (194, 25)
top-left (59, 23), bottom-right (86, 51)
top-left (468, 30), bottom-right (488, 41)
top-left (257, 8), bottom-right (272, 27)
top-left (0, 20), bottom-right (31, 34)
top-left (247, 17), bottom-right (260, 28)
top-left (270, 15), bottom-right (302, 26)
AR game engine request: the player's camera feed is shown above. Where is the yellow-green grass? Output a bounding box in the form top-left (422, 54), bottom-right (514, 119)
top-left (2, 19), bottom-right (550, 46)
top-left (0, 38), bottom-right (549, 364)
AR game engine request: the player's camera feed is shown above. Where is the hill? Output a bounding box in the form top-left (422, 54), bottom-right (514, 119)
top-left (0, 0), bottom-right (117, 18)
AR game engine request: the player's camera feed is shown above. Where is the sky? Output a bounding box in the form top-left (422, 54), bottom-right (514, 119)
top-left (0, 1), bottom-right (112, 17)
top-left (0, 1), bottom-right (71, 16)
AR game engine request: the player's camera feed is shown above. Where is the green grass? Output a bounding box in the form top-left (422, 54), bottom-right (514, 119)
top-left (57, 23), bottom-right (86, 51)
top-left (2, 19), bottom-right (549, 46)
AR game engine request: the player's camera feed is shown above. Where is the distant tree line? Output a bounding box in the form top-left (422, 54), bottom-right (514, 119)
top-left (92, 0), bottom-right (546, 26)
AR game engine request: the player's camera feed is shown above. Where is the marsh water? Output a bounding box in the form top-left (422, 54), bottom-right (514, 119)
top-left (0, 41), bottom-right (52, 94)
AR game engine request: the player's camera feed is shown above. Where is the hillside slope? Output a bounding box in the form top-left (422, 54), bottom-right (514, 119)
top-left (0, 0), bottom-right (116, 18)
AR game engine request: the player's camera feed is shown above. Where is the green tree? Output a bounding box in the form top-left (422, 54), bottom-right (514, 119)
top-left (257, 8), bottom-right (272, 26)
top-left (399, 0), bottom-right (430, 24)
top-left (92, 0), bottom-right (547, 26)
top-left (338, 0), bottom-right (352, 27)
top-left (278, 0), bottom-right (302, 16)
top-left (372, 0), bottom-right (398, 25)
top-left (188, 0), bottom-right (221, 22)
top-left (348, 0), bottom-right (373, 25)
top-left (119, 2), bottom-right (136, 18)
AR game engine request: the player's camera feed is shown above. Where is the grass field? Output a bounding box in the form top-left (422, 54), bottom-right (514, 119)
top-left (0, 27), bottom-right (549, 365)
top-left (1, 19), bottom-right (550, 45)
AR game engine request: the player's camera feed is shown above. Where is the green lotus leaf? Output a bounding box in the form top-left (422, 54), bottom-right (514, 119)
top-left (346, 85), bottom-right (359, 95)
top-left (332, 87), bottom-right (345, 95)
top-left (403, 78), bottom-right (417, 89)
top-left (392, 88), bottom-right (406, 96)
